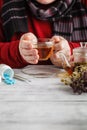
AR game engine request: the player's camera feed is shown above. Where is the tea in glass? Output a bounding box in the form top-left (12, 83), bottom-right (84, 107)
top-left (34, 38), bottom-right (54, 61)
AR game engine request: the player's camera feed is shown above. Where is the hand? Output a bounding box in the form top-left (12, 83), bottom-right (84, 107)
top-left (19, 32), bottom-right (39, 64)
top-left (50, 36), bottom-right (71, 67)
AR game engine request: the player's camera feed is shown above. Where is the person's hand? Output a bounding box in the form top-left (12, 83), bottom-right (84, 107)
top-left (50, 36), bottom-right (71, 67)
top-left (19, 32), bottom-right (39, 64)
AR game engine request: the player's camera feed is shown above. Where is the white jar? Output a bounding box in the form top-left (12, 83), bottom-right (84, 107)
top-left (0, 64), bottom-right (14, 79)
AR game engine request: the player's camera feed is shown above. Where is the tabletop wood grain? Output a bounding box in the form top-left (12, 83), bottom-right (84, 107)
top-left (0, 65), bottom-right (87, 130)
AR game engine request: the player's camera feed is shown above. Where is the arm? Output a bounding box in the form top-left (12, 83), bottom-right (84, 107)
top-left (0, 1), bottom-right (29, 68)
top-left (50, 36), bottom-right (80, 67)
top-left (0, 18), bottom-right (40, 68)
top-left (0, 29), bottom-right (39, 68)
top-left (81, 0), bottom-right (87, 7)
top-left (0, 40), bottom-right (29, 68)
top-left (0, 18), bottom-right (29, 68)
top-left (0, 3), bottom-right (39, 68)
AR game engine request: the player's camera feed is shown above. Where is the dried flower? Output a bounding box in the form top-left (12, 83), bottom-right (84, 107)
top-left (61, 63), bottom-right (87, 94)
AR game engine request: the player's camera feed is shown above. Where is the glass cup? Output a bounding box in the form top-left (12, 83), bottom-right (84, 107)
top-left (33, 38), bottom-right (54, 61)
top-left (73, 47), bottom-right (87, 64)
top-left (57, 47), bottom-right (87, 75)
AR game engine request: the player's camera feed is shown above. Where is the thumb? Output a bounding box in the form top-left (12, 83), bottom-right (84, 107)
top-left (21, 32), bottom-right (37, 43)
top-left (51, 36), bottom-right (60, 43)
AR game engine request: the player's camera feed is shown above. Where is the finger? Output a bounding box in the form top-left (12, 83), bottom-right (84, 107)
top-left (21, 48), bottom-right (38, 56)
top-left (54, 40), bottom-right (69, 52)
top-left (51, 35), bottom-right (66, 43)
top-left (24, 54), bottom-right (39, 61)
top-left (23, 54), bottom-right (39, 64)
top-left (50, 53), bottom-right (63, 67)
top-left (70, 55), bottom-right (74, 61)
top-left (54, 42), bottom-right (63, 51)
top-left (51, 36), bottom-right (66, 52)
top-left (20, 40), bottom-right (33, 49)
top-left (51, 36), bottom-right (60, 43)
top-left (56, 50), bottom-right (71, 60)
top-left (22, 32), bottom-right (37, 42)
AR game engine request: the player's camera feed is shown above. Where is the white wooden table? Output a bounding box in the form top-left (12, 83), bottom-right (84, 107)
top-left (0, 65), bottom-right (87, 130)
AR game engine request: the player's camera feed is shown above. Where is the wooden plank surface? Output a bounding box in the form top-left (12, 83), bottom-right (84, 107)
top-left (0, 65), bottom-right (87, 130)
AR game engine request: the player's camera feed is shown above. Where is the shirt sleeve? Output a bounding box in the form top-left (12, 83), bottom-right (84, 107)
top-left (0, 40), bottom-right (29, 68)
top-left (68, 42), bottom-right (80, 55)
top-left (0, 8), bottom-right (28, 68)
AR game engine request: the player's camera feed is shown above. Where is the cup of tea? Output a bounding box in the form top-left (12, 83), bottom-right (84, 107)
top-left (33, 38), bottom-right (54, 61)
